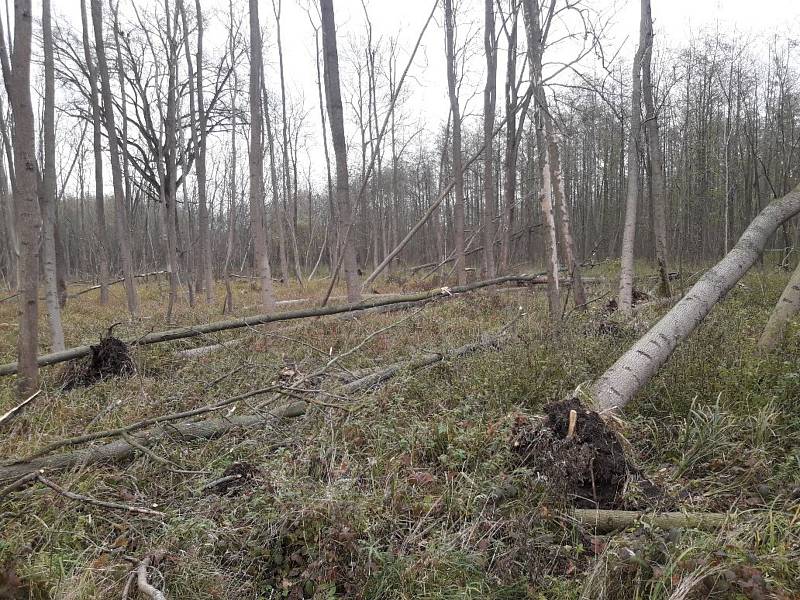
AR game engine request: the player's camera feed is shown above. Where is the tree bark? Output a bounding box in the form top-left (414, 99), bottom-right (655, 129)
top-left (547, 125), bottom-right (587, 308)
top-left (40, 0), bottom-right (65, 352)
top-left (758, 257), bottom-right (800, 350)
top-left (482, 0), bottom-right (497, 280)
top-left (618, 4), bottom-right (646, 315)
top-left (592, 184), bottom-right (800, 412)
top-left (5, 0), bottom-right (40, 397)
top-left (321, 0), bottom-right (361, 303)
top-left (444, 0), bottom-right (466, 286)
top-left (91, 0), bottom-right (139, 316)
top-left (640, 0), bottom-right (671, 297)
top-left (80, 0), bottom-right (109, 306)
top-left (522, 0), bottom-right (560, 319)
top-left (249, 0), bottom-right (276, 312)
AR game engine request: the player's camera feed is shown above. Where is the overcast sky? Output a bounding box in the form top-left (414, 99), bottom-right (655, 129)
top-left (46, 0), bottom-right (800, 192)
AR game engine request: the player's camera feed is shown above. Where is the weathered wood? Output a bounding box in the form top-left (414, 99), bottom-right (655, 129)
top-left (0, 274), bottom-right (555, 376)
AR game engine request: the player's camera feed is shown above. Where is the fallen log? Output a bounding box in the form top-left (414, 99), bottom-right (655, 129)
top-left (0, 324), bottom-right (515, 484)
top-left (591, 183), bottom-right (800, 412)
top-left (0, 401), bottom-right (307, 485)
top-left (571, 509), bottom-right (730, 533)
top-left (0, 274), bottom-right (555, 376)
top-left (68, 271), bottom-right (168, 298)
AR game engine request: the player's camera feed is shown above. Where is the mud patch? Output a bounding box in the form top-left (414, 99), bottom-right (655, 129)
top-left (59, 337), bottom-right (135, 390)
top-left (511, 398), bottom-right (630, 508)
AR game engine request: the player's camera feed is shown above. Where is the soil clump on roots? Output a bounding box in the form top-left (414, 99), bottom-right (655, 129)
top-left (511, 398), bottom-right (631, 508)
top-left (59, 336), bottom-right (135, 390)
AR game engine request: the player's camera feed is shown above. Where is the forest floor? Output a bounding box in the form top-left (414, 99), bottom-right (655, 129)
top-left (0, 262), bottom-right (798, 599)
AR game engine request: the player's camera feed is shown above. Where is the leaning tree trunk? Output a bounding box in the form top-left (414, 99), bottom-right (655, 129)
top-left (321, 0), bottom-right (361, 303)
top-left (444, 0), bottom-right (466, 286)
top-left (758, 256), bottom-right (800, 350)
top-left (41, 0), bottom-right (65, 352)
top-left (640, 0), bottom-right (671, 297)
top-left (5, 0), bottom-right (40, 397)
top-left (592, 184), bottom-right (800, 412)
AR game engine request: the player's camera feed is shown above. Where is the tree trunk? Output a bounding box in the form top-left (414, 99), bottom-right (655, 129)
top-left (758, 256), bottom-right (800, 350)
top-left (640, 0), bottom-right (671, 297)
top-left (249, 0), bottom-right (276, 312)
top-left (547, 124), bottom-right (587, 308)
top-left (273, 0), bottom-right (301, 285)
top-left (80, 0), bottom-right (109, 306)
top-left (522, 0), bottom-right (560, 320)
top-left (482, 0), bottom-right (497, 280)
top-left (592, 184), bottom-right (800, 412)
top-left (312, 22), bottom-right (337, 273)
top-left (444, 0), bottom-right (466, 286)
top-left (40, 0), bottom-right (65, 352)
top-left (320, 0), bottom-right (361, 303)
top-left (91, 0), bottom-right (139, 316)
top-left (618, 5), bottom-right (646, 315)
top-left (6, 0), bottom-right (41, 397)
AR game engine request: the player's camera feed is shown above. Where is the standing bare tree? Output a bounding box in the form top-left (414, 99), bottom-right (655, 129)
top-left (178, 0), bottom-right (214, 302)
top-left (249, 0), bottom-right (276, 311)
top-left (41, 0), bottom-right (65, 351)
top-left (321, 0), bottom-right (361, 303)
top-left (482, 0), bottom-right (497, 279)
top-left (522, 0), bottom-right (560, 319)
top-left (80, 0), bottom-right (109, 305)
top-left (3, 0), bottom-right (40, 396)
top-left (640, 0), bottom-right (670, 297)
top-left (91, 0), bottom-right (139, 316)
top-left (444, 0), bottom-right (466, 286)
top-left (618, 1), bottom-right (646, 315)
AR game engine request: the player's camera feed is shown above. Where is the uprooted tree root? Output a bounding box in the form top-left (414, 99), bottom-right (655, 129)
top-left (59, 336), bottom-right (135, 390)
top-left (511, 398), bottom-right (632, 509)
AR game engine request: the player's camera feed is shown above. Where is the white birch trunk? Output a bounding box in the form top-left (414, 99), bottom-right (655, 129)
top-left (593, 184), bottom-right (800, 412)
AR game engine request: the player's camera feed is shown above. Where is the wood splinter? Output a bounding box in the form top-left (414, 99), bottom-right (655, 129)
top-left (566, 409), bottom-right (577, 440)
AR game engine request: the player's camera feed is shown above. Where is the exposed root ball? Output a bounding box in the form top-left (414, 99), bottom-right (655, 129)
top-left (511, 398), bottom-right (630, 508)
top-left (60, 337), bottom-right (135, 390)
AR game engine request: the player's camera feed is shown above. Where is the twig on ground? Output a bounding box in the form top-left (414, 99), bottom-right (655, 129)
top-left (0, 390), bottom-right (41, 427)
top-left (34, 473), bottom-right (165, 516)
top-left (134, 551), bottom-right (167, 600)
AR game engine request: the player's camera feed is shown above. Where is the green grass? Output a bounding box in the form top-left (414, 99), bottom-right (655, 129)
top-left (0, 261), bottom-right (798, 599)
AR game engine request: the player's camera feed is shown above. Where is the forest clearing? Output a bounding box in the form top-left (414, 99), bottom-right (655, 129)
top-left (1, 265), bottom-right (798, 598)
top-left (1, 0), bottom-right (799, 597)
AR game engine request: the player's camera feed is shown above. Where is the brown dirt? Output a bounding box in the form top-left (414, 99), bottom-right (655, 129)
top-left (511, 398), bottom-right (631, 509)
top-left (59, 337), bottom-right (135, 390)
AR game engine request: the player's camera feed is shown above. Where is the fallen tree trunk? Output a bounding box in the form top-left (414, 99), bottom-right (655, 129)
top-left (0, 325), bottom-right (515, 484)
top-left (68, 271), bottom-right (167, 298)
top-left (0, 402), bottom-right (307, 485)
top-left (592, 183), bottom-right (800, 412)
top-left (571, 509), bottom-right (730, 533)
top-left (0, 274), bottom-right (555, 376)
